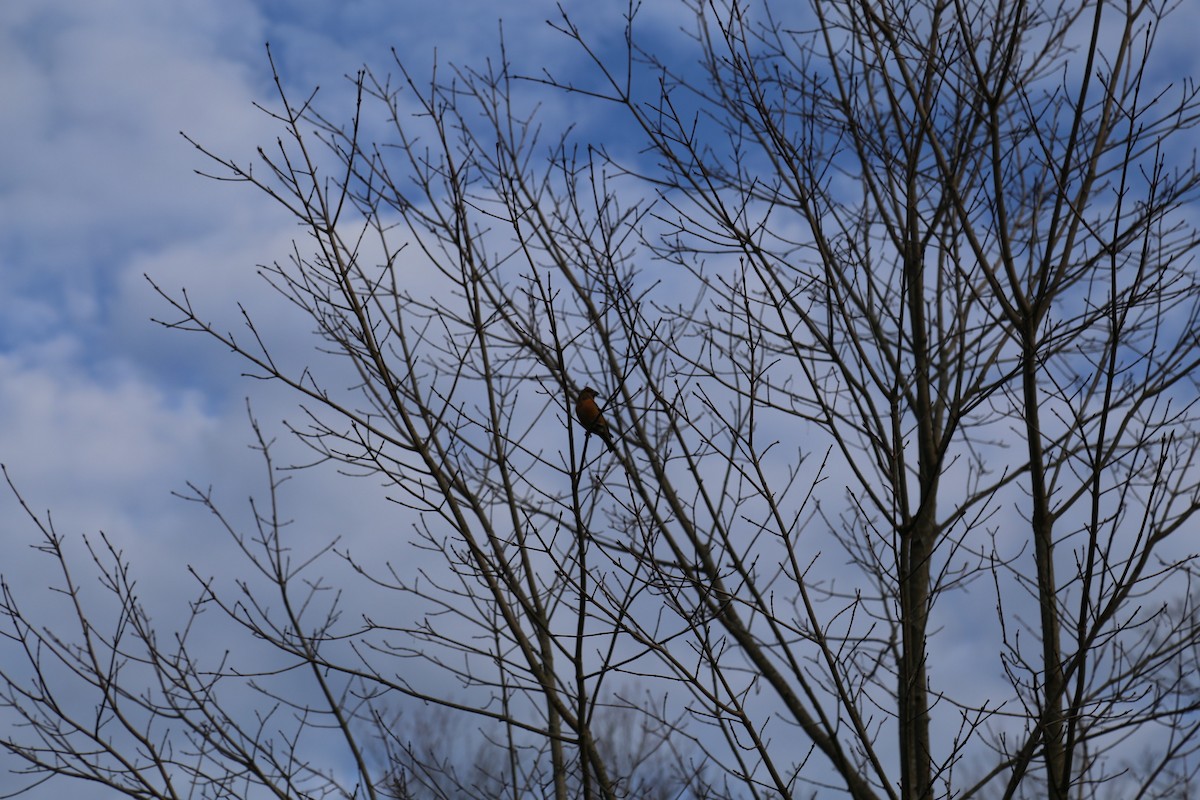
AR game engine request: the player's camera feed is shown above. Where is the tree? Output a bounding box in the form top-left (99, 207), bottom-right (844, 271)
top-left (4, 0), bottom-right (1200, 797)
top-left (371, 695), bottom-right (703, 799)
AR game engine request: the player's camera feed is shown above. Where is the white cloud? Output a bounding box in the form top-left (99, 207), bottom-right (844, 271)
top-left (0, 1), bottom-right (269, 267)
top-left (0, 3), bottom-right (356, 792)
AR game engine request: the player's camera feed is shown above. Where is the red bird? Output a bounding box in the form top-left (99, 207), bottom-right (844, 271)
top-left (574, 386), bottom-right (616, 452)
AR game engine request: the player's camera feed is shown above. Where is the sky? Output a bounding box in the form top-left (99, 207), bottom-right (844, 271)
top-left (3, 1), bottom-right (1200, 798)
top-left (0, 2), bottom-right (659, 797)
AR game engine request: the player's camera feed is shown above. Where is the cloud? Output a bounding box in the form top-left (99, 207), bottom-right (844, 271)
top-left (0, 1), bottom-right (266, 268)
top-left (0, 3), bottom-right (336, 791)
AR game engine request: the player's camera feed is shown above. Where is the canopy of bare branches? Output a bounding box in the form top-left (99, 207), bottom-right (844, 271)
top-left (4, 1), bottom-right (1200, 798)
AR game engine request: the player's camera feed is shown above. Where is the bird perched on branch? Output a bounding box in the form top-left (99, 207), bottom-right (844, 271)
top-left (575, 386), bottom-right (616, 452)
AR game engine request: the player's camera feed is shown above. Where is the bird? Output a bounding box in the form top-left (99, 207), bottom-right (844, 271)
top-left (574, 386), bottom-right (616, 452)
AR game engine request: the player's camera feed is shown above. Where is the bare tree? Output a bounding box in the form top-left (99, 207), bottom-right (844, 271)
top-left (368, 691), bottom-right (704, 800)
top-left (4, 0), bottom-right (1200, 798)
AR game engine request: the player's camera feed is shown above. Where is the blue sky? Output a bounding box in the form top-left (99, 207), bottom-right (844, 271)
top-left (4, 1), bottom-right (1200, 797)
top-left (0, 0), bottom-right (651, 511)
top-left (0, 2), bottom-right (666, 796)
